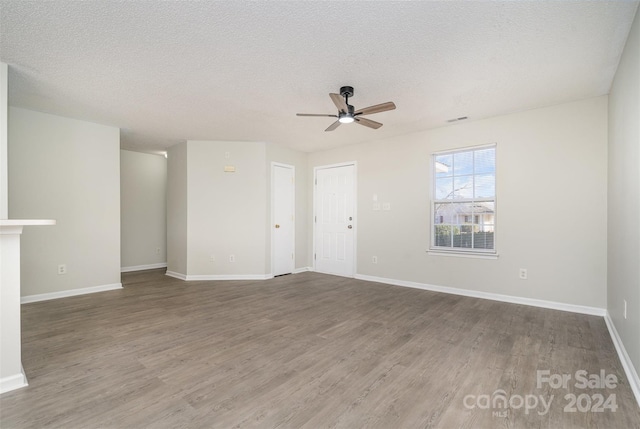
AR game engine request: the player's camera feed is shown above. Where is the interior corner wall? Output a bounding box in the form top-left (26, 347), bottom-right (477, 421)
top-left (8, 107), bottom-right (121, 296)
top-left (120, 150), bottom-right (167, 270)
top-left (608, 7), bottom-right (640, 377)
top-left (186, 140), bottom-right (267, 276)
top-left (308, 96), bottom-right (608, 309)
top-left (167, 142), bottom-right (188, 275)
top-left (266, 142), bottom-right (309, 271)
top-left (0, 62), bottom-right (8, 219)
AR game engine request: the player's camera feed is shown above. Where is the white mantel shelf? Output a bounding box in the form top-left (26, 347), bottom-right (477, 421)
top-left (0, 218), bottom-right (55, 394)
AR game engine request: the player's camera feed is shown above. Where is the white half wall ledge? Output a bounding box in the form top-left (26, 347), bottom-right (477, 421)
top-left (121, 262), bottom-right (167, 273)
top-left (0, 219), bottom-right (56, 227)
top-left (21, 283), bottom-right (123, 304)
top-left (1, 219), bottom-right (55, 394)
top-left (354, 274), bottom-right (606, 317)
top-left (605, 312), bottom-right (640, 407)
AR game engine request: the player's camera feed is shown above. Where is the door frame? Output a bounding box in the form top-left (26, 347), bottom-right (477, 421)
top-left (312, 161), bottom-right (358, 277)
top-left (271, 162), bottom-right (295, 276)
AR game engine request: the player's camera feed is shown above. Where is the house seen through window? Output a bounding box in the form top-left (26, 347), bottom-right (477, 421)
top-left (431, 145), bottom-right (496, 253)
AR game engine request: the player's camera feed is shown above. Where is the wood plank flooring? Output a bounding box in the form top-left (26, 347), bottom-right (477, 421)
top-left (1, 270), bottom-right (639, 428)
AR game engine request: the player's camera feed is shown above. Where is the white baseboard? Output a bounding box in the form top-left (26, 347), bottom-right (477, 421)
top-left (165, 271), bottom-right (272, 281)
top-left (121, 262), bottom-right (167, 273)
top-left (604, 312), bottom-right (640, 407)
top-left (165, 271), bottom-right (187, 280)
top-left (354, 274), bottom-right (606, 316)
top-left (293, 266), bottom-right (313, 274)
top-left (0, 366), bottom-right (28, 394)
top-left (186, 274), bottom-right (273, 281)
top-left (21, 283), bottom-right (123, 304)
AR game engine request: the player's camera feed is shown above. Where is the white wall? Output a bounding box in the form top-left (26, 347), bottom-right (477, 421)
top-left (608, 8), bottom-right (640, 379)
top-left (308, 96), bottom-right (608, 308)
top-left (8, 108), bottom-right (121, 296)
top-left (120, 150), bottom-right (167, 270)
top-left (167, 142), bottom-right (188, 275)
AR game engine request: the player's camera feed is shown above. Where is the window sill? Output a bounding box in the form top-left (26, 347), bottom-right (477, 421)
top-left (426, 250), bottom-right (499, 260)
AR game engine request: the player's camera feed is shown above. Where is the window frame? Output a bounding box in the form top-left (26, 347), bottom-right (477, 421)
top-left (429, 143), bottom-right (498, 257)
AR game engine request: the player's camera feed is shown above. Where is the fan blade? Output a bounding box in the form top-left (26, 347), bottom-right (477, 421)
top-left (297, 113), bottom-right (338, 117)
top-left (355, 117), bottom-right (383, 129)
top-left (354, 101), bottom-right (396, 116)
top-left (329, 93), bottom-right (349, 113)
top-left (325, 120), bottom-right (341, 132)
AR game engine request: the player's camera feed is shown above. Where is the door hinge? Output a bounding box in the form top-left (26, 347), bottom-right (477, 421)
top-left (291, 253), bottom-right (294, 259)
top-left (315, 178), bottom-right (317, 185)
top-left (315, 216), bottom-right (317, 223)
top-left (314, 253), bottom-right (316, 260)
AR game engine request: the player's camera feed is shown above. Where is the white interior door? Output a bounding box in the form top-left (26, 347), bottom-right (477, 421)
top-left (273, 164), bottom-right (295, 276)
top-left (314, 164), bottom-right (355, 277)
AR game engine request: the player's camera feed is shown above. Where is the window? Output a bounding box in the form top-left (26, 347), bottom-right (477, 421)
top-left (431, 145), bottom-right (496, 254)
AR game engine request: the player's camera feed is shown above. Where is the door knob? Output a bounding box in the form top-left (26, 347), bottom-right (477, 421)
top-left (348, 225), bottom-right (352, 229)
top-left (275, 224), bottom-right (280, 228)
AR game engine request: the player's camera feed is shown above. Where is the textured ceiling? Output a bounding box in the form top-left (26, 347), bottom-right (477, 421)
top-left (1, 1), bottom-right (638, 154)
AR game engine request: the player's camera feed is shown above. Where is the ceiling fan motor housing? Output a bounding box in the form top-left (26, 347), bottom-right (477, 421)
top-left (340, 86), bottom-right (354, 98)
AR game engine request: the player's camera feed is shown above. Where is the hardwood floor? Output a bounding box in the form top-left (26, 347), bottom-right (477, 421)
top-left (1, 269), bottom-right (639, 428)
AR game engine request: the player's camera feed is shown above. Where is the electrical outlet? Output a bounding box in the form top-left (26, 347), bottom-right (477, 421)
top-left (156, 247), bottom-right (161, 254)
top-left (229, 254), bottom-right (235, 263)
top-left (372, 256), bottom-right (378, 264)
top-left (58, 264), bottom-right (67, 275)
top-left (382, 202), bottom-right (391, 211)
top-left (624, 300), bottom-right (627, 319)
top-left (519, 268), bottom-right (527, 280)
top-left (210, 255), bottom-right (215, 263)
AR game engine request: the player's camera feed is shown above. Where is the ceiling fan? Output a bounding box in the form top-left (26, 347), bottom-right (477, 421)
top-left (296, 86), bottom-right (396, 132)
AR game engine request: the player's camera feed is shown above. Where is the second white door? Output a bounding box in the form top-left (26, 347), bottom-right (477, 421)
top-left (314, 164), bottom-right (355, 277)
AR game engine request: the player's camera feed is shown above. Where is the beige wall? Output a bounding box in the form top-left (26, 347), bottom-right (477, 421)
top-left (608, 8), bottom-right (640, 378)
top-left (120, 150), bottom-right (167, 269)
top-left (167, 142), bottom-right (188, 275)
top-left (186, 140), bottom-right (267, 276)
top-left (309, 96), bottom-right (608, 308)
top-left (8, 107), bottom-right (120, 296)
top-left (166, 140), bottom-right (309, 277)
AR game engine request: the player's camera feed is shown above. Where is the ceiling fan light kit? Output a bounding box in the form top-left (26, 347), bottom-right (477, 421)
top-left (297, 86), bottom-right (396, 132)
